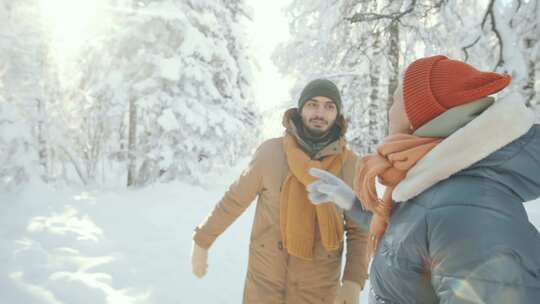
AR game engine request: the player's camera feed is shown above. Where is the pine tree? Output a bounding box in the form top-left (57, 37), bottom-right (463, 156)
top-left (275, 0), bottom-right (539, 157)
top-left (76, 0), bottom-right (261, 186)
top-left (0, 0), bottom-right (53, 186)
top-left (0, 74), bottom-right (37, 190)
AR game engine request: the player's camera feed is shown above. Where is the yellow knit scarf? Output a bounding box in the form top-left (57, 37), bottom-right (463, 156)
top-left (280, 133), bottom-right (347, 260)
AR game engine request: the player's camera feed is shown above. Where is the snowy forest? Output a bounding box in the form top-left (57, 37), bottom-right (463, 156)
top-left (274, 0), bottom-right (540, 154)
top-left (1, 0), bottom-right (261, 190)
top-left (1, 0), bottom-right (540, 303)
top-left (2, 0), bottom-right (540, 190)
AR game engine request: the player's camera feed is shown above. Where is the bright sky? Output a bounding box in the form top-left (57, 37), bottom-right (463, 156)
top-left (245, 0), bottom-right (295, 138)
top-left (39, 0), bottom-right (111, 58)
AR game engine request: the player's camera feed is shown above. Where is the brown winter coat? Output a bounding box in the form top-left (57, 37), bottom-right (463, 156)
top-left (193, 109), bottom-right (369, 303)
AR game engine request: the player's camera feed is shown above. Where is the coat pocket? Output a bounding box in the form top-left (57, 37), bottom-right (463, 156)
top-left (313, 240), bottom-right (343, 261)
top-left (248, 227), bottom-right (287, 283)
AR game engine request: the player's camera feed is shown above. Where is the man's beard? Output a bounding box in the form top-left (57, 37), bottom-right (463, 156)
top-left (305, 125), bottom-right (328, 137)
top-left (304, 118), bottom-right (332, 137)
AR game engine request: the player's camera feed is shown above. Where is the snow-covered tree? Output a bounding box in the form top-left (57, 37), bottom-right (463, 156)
top-left (0, 73), bottom-right (38, 191)
top-left (76, 0), bottom-right (261, 186)
top-left (1, 0), bottom-right (261, 189)
top-left (0, 0), bottom-right (56, 185)
top-left (275, 0), bottom-right (539, 155)
top-left (409, 0), bottom-right (540, 106)
top-left (273, 0), bottom-right (413, 154)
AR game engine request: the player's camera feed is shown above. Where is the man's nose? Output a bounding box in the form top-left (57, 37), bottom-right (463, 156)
top-left (313, 106), bottom-right (324, 115)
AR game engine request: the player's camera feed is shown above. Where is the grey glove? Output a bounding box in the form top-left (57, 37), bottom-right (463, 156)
top-left (307, 168), bottom-right (356, 210)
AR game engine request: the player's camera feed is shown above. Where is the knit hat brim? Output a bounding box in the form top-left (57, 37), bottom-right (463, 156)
top-left (403, 55), bottom-right (511, 130)
top-left (298, 79), bottom-right (342, 114)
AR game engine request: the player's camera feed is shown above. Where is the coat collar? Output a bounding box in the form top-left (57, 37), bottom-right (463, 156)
top-left (393, 93), bottom-right (536, 202)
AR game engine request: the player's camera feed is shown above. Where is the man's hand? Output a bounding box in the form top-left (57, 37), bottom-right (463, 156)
top-left (191, 241), bottom-right (208, 278)
top-left (334, 280), bottom-right (362, 304)
top-left (308, 168), bottom-right (356, 210)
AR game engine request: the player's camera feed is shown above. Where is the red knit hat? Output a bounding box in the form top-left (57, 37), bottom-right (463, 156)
top-left (403, 55), bottom-right (511, 130)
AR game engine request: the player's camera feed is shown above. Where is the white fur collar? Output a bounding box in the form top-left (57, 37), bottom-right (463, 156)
top-left (392, 93), bottom-right (536, 202)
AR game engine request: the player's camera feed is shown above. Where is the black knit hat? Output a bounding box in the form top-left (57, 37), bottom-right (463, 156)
top-left (298, 79), bottom-right (342, 114)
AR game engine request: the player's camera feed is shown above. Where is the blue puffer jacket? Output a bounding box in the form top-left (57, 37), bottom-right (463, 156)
top-left (348, 125), bottom-right (540, 304)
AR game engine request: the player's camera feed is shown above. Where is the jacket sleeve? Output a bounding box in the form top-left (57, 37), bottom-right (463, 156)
top-left (341, 151), bottom-right (369, 288)
top-left (193, 143), bottom-right (265, 249)
top-left (346, 198), bottom-right (373, 232)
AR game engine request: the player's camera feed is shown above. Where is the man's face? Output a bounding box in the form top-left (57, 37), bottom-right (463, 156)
top-left (300, 96), bottom-right (338, 136)
top-left (388, 82), bottom-right (412, 135)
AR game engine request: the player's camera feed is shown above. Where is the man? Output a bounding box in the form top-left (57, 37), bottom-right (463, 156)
top-left (191, 79), bottom-right (369, 303)
top-left (308, 56), bottom-right (540, 303)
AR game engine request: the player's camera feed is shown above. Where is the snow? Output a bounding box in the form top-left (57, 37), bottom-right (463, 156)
top-left (0, 161), bottom-right (252, 303)
top-left (2, 160), bottom-right (539, 303)
top-left (1, 1), bottom-right (539, 303)
top-left (157, 109), bottom-right (179, 132)
top-left (157, 58), bottom-right (182, 82)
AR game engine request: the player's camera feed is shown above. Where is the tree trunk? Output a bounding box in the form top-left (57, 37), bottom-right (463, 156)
top-left (524, 37), bottom-right (537, 107)
top-left (58, 145), bottom-right (88, 185)
top-left (525, 58), bottom-right (536, 107)
top-left (386, 19), bottom-right (400, 134)
top-left (368, 32), bottom-right (381, 153)
top-left (36, 97), bottom-right (48, 182)
top-left (127, 96), bottom-right (137, 187)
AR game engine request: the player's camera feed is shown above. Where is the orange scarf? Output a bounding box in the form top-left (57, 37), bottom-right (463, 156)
top-left (280, 134), bottom-right (347, 260)
top-left (354, 134), bottom-right (442, 258)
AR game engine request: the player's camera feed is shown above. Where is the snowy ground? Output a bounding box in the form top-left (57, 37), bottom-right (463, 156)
top-left (1, 161), bottom-right (539, 304)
